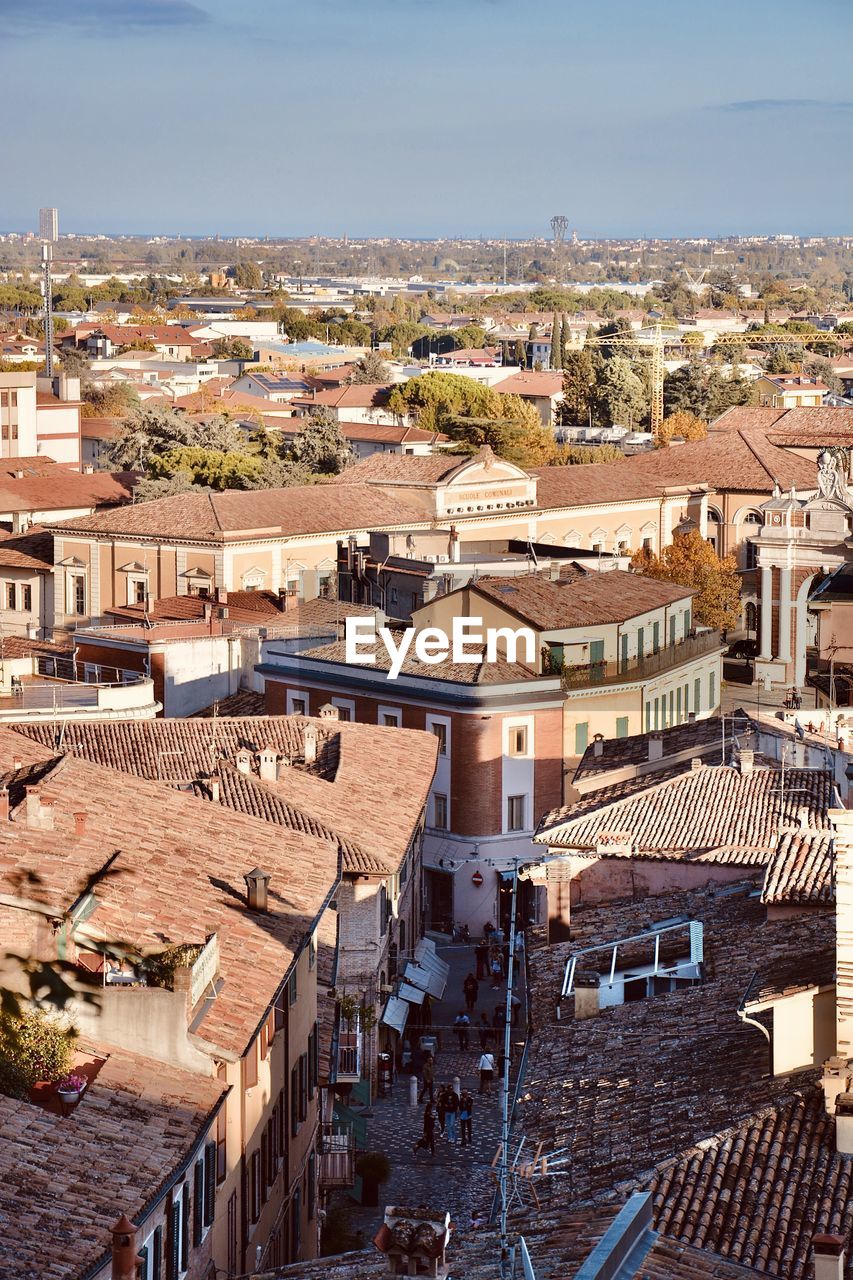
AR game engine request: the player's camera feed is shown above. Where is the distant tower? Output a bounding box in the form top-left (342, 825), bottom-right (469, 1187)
top-left (39, 207), bottom-right (58, 243)
top-left (550, 214), bottom-right (568, 283)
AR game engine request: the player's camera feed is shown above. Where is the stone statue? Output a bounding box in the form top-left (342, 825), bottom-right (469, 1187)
top-left (817, 450), bottom-right (847, 501)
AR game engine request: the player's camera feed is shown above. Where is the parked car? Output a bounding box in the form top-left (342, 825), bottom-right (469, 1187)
top-left (726, 639), bottom-right (758, 659)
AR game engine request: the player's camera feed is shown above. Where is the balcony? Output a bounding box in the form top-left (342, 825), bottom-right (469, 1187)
top-left (336, 1028), bottom-right (363, 1083)
top-left (0, 674), bottom-right (161, 722)
top-left (558, 629), bottom-right (722, 692)
top-left (319, 1122), bottom-right (356, 1189)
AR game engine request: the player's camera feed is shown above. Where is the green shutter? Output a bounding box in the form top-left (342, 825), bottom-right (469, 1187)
top-left (676, 687), bottom-right (682, 723)
top-left (652, 621), bottom-right (660, 653)
top-left (694, 677), bottom-right (701, 714)
top-left (167, 1200), bottom-right (180, 1280)
top-left (709, 671), bottom-right (716, 707)
top-left (138, 1245), bottom-right (148, 1280)
top-left (204, 1143), bottom-right (216, 1226)
top-left (152, 1226), bottom-right (162, 1280)
top-left (180, 1183), bottom-right (190, 1272)
top-left (616, 717), bottom-right (629, 738)
top-left (574, 722), bottom-right (588, 755)
top-left (193, 1161), bottom-right (204, 1248)
top-left (637, 627), bottom-right (644, 659)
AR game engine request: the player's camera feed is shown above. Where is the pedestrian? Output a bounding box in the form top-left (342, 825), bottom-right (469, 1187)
top-left (493, 1004), bottom-right (506, 1031)
top-left (483, 920), bottom-right (495, 943)
top-left (478, 1012), bottom-right (492, 1050)
top-left (454, 1011), bottom-right (470, 1051)
top-left (463, 971), bottom-right (479, 1012)
top-left (474, 941), bottom-right (488, 981)
top-left (413, 1101), bottom-right (437, 1156)
top-left (478, 1049), bottom-right (495, 1095)
top-left (490, 951), bottom-right (503, 990)
top-left (444, 1085), bottom-right (460, 1143)
top-left (459, 1089), bottom-right (474, 1147)
top-left (418, 1052), bottom-right (434, 1103)
top-left (502, 941), bottom-right (510, 976)
top-left (437, 1083), bottom-right (449, 1135)
top-left (515, 927), bottom-right (525, 956)
top-left (510, 991), bottom-right (522, 1027)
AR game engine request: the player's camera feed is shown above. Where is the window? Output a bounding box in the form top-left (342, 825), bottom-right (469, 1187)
top-left (277, 1087), bottom-right (286, 1160)
top-left (574, 721), bottom-right (588, 755)
top-left (290, 1187), bottom-right (302, 1261)
top-left (309, 930), bottom-right (316, 969)
top-left (645, 702), bottom-right (652, 732)
top-left (709, 670), bottom-right (716, 708)
top-left (298, 1052), bottom-right (308, 1122)
top-left (290, 1063), bottom-right (299, 1136)
top-left (166, 1186), bottom-right (189, 1280)
top-left (250, 1149), bottom-right (261, 1223)
top-left (508, 725), bottom-right (528, 756)
top-left (244, 1040), bottom-right (258, 1090)
top-left (70, 574), bottom-right (86, 616)
top-left (637, 627), bottom-right (644, 660)
top-left (291, 697), bottom-right (306, 716)
top-left (652, 621), bottom-right (660, 654)
top-left (616, 717), bottom-right (629, 738)
top-left (668, 690), bottom-right (674, 725)
top-left (507, 794), bottom-right (526, 832)
top-left (433, 793), bottom-right (448, 830)
top-left (382, 712), bottom-right (400, 727)
top-left (654, 698), bottom-right (660, 730)
top-left (226, 1193), bottom-right (237, 1277)
top-left (410, 592), bottom-right (419, 613)
top-left (643, 536), bottom-right (653, 552)
top-left (5, 583), bottom-right (14, 610)
top-left (390, 587), bottom-right (398, 606)
top-left (431, 722), bottom-right (447, 755)
top-left (215, 1072), bottom-right (227, 1183)
top-left (261, 1009), bottom-right (276, 1059)
top-left (21, 584), bottom-right (31, 612)
top-left (669, 615), bottom-right (676, 647)
top-left (684, 609), bottom-right (691, 638)
top-left (287, 970), bottom-right (297, 1006)
top-left (337, 706), bottom-right (352, 722)
top-left (260, 1131), bottom-right (269, 1204)
top-left (694, 676), bottom-right (701, 715)
top-left (307, 1151), bottom-right (316, 1220)
top-left (676, 686), bottom-right (682, 723)
top-left (138, 1226), bottom-right (163, 1280)
top-left (192, 1143), bottom-right (216, 1246)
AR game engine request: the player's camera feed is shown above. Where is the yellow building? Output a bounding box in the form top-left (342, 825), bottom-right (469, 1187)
top-left (756, 374), bottom-right (827, 409)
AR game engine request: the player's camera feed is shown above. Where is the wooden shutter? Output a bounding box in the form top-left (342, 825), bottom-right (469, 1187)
top-left (299, 1053), bottom-right (307, 1122)
top-left (167, 1198), bottom-right (180, 1280)
top-left (152, 1226), bottom-right (162, 1280)
top-left (192, 1160), bottom-right (204, 1247)
top-left (260, 1130), bottom-right (269, 1204)
top-left (244, 1040), bottom-right (258, 1089)
top-left (290, 1063), bottom-right (299, 1136)
top-left (137, 1244), bottom-right (148, 1280)
top-left (180, 1183), bottom-right (190, 1273)
top-left (203, 1142), bottom-right (216, 1226)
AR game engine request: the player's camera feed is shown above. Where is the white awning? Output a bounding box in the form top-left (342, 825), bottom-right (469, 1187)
top-left (403, 959), bottom-right (448, 1000)
top-left (382, 995), bottom-right (409, 1035)
top-left (398, 981), bottom-right (426, 1005)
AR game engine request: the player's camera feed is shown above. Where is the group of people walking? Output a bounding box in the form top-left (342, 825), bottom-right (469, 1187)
top-left (414, 1074), bottom-right (476, 1156)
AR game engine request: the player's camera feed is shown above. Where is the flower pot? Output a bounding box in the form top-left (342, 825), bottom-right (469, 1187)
top-left (57, 1089), bottom-right (80, 1105)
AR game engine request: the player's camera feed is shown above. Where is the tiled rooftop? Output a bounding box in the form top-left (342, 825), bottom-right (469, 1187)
top-left (574, 714), bottom-right (737, 781)
top-left (536, 762), bottom-right (832, 863)
top-left (295, 637), bottom-right (545, 686)
top-left (469, 565), bottom-right (695, 630)
top-left (518, 884), bottom-right (842, 1280)
top-left (0, 729), bottom-right (339, 1057)
top-left (0, 1045), bottom-right (227, 1280)
top-left (761, 829), bottom-right (835, 907)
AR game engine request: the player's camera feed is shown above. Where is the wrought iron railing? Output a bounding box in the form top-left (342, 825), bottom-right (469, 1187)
top-left (558, 628), bottom-right (722, 691)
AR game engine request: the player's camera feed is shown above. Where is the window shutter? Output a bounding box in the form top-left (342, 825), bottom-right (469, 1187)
top-left (204, 1142), bottom-right (216, 1226)
top-left (193, 1160), bottom-right (204, 1248)
top-left (151, 1226), bottom-right (162, 1280)
top-left (137, 1244), bottom-right (148, 1280)
top-left (261, 1130), bottom-right (269, 1203)
top-left (180, 1183), bottom-right (190, 1272)
top-left (167, 1200), bottom-right (180, 1280)
top-left (290, 1064), bottom-right (299, 1137)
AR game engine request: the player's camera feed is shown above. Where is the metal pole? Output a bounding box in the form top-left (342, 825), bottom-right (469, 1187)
top-left (499, 861), bottom-right (519, 1273)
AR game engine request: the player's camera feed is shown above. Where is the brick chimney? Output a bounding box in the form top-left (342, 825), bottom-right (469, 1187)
top-left (574, 971), bottom-right (600, 1020)
top-left (244, 867), bottom-right (271, 912)
top-left (110, 1214), bottom-right (140, 1280)
top-left (832, 810), bottom-right (853, 1061)
top-left (375, 1206), bottom-right (451, 1279)
top-left (258, 746), bottom-right (278, 783)
top-left (303, 725), bottom-right (318, 764)
top-left (812, 1234), bottom-right (846, 1280)
top-left (592, 734), bottom-right (604, 758)
top-left (25, 787), bottom-right (54, 831)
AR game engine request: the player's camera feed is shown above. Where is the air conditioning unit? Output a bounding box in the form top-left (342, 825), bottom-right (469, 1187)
top-left (436, 554), bottom-right (450, 563)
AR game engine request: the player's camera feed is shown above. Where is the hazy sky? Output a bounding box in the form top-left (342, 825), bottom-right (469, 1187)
top-left (2, 0), bottom-right (852, 237)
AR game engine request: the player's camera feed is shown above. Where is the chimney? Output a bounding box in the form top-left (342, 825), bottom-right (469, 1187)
top-left (0, 788), bottom-right (8, 821)
top-left (574, 971), bottom-right (600, 1020)
top-left (235, 749), bottom-right (252, 775)
top-left (592, 733), bottom-right (604, 758)
top-left (203, 601), bottom-right (213, 621)
top-left (210, 775), bottom-right (220, 803)
top-left (836, 1093), bottom-right (853, 1155)
top-left (25, 787), bottom-right (41, 828)
top-left (258, 746), bottom-right (278, 783)
top-left (244, 867), bottom-right (271, 912)
top-left (82, 464), bottom-right (94, 475)
top-left (319, 702), bottom-right (340, 720)
top-left (688, 710), bottom-right (696, 723)
top-left (832, 810), bottom-right (853, 1060)
top-left (12, 756), bottom-right (22, 772)
top-left (549, 559), bottom-right (561, 580)
top-left (74, 812), bottom-right (86, 836)
top-left (690, 757), bottom-right (704, 771)
top-left (812, 1235), bottom-right (846, 1280)
top-left (821, 1057), bottom-right (851, 1116)
top-left (648, 732), bottom-right (663, 762)
top-left (110, 1214), bottom-right (140, 1280)
top-left (739, 749), bottom-right (755, 776)
top-left (216, 587), bottom-right (227, 604)
top-left (303, 724), bottom-right (318, 764)
top-left (145, 593), bottom-right (155, 613)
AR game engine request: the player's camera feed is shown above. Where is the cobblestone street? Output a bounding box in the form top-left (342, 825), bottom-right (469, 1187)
top-left (328, 940), bottom-right (527, 1246)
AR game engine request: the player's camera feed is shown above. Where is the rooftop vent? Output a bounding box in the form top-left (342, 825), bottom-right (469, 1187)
top-left (813, 1234), bottom-right (846, 1280)
top-left (258, 746), bottom-right (278, 784)
top-left (592, 734), bottom-right (605, 759)
top-left (739, 748), bottom-right (755, 776)
top-left (244, 867), bottom-right (271, 913)
top-left (110, 1214), bottom-right (140, 1280)
top-left (648, 732), bottom-right (664, 762)
top-left (303, 724), bottom-right (318, 765)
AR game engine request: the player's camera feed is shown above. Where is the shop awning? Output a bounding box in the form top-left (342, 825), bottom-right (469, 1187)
top-left (398, 981), bottom-right (426, 1005)
top-left (382, 995), bottom-right (410, 1036)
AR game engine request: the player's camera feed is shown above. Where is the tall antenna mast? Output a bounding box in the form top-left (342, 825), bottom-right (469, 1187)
top-left (550, 214), bottom-right (568, 285)
top-left (42, 243), bottom-right (54, 378)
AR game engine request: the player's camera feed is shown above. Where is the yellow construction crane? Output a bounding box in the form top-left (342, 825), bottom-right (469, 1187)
top-left (572, 324), bottom-right (842, 434)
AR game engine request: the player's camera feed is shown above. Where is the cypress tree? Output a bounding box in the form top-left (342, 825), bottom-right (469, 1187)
top-left (551, 312), bottom-right (562, 370)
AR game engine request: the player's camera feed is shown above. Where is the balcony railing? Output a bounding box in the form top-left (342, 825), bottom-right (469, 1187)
top-left (319, 1123), bottom-right (356, 1188)
top-left (558, 629), bottom-right (722, 691)
top-left (336, 1028), bottom-right (362, 1083)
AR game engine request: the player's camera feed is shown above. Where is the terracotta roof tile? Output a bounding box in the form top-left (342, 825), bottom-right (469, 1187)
top-left (761, 829), bottom-right (835, 906)
top-left (470, 566), bottom-right (695, 629)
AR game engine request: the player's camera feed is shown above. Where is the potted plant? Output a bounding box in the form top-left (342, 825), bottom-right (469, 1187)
top-left (354, 1151), bottom-right (391, 1207)
top-left (55, 1072), bottom-right (87, 1105)
top-left (0, 1009), bottom-right (76, 1101)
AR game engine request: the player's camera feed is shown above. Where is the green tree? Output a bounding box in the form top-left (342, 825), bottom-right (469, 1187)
top-left (513, 339), bottom-right (526, 369)
top-left (451, 324), bottom-right (488, 351)
top-left (630, 530), bottom-right (741, 631)
top-left (594, 356), bottom-right (646, 427)
top-left (352, 351), bottom-right (392, 384)
top-left (276, 307), bottom-right (315, 342)
top-left (560, 350), bottom-right (597, 425)
top-left (150, 446), bottom-right (265, 491)
top-left (550, 313), bottom-right (563, 370)
top-left (231, 261), bottom-right (262, 290)
top-left (287, 409), bottom-right (352, 474)
top-left (212, 338), bottom-right (253, 360)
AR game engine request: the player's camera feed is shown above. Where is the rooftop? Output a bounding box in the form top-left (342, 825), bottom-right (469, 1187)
top-left (760, 828), bottom-right (835, 907)
top-left (0, 1044), bottom-right (227, 1280)
top-left (468, 565), bottom-right (695, 630)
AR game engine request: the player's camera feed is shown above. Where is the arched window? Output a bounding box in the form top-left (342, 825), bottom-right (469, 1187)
top-left (706, 507), bottom-right (723, 555)
top-left (740, 511), bottom-right (762, 569)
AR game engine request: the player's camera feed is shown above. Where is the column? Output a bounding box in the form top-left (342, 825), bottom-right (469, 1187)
top-left (759, 565), bottom-right (773, 659)
top-left (777, 567), bottom-right (792, 666)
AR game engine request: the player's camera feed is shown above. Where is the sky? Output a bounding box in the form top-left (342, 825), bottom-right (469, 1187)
top-left (1, 0), bottom-right (852, 238)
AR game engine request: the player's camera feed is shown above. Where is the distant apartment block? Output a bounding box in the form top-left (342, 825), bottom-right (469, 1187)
top-left (39, 206), bottom-right (58, 242)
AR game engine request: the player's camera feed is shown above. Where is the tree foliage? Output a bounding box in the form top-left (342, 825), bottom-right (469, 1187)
top-left (664, 363), bottom-right (755, 421)
top-left (560, 350), bottom-right (597, 424)
top-left (594, 356), bottom-right (647, 427)
top-left (630, 529), bottom-right (741, 631)
top-left (0, 1008), bottom-right (76, 1097)
top-left (288, 408), bottom-right (352, 474)
top-left (657, 409), bottom-right (708, 444)
top-left (352, 351), bottom-right (391, 384)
